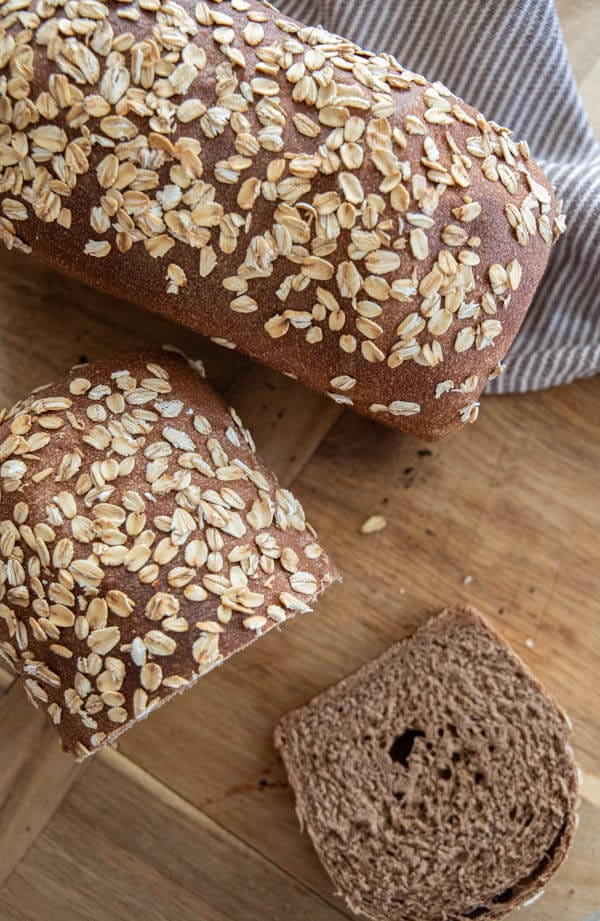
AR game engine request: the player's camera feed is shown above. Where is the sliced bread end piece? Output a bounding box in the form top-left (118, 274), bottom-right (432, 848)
top-left (275, 605), bottom-right (579, 921)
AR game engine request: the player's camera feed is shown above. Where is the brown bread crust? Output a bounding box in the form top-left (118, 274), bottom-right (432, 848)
top-left (275, 606), bottom-right (580, 921)
top-left (0, 348), bottom-right (338, 758)
top-left (0, 1), bottom-right (564, 439)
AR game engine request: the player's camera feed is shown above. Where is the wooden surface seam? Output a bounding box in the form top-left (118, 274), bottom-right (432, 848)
top-left (98, 747), bottom-right (353, 917)
top-left (0, 682), bottom-right (84, 887)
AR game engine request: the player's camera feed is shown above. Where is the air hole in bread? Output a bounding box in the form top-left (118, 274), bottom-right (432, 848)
top-left (275, 609), bottom-right (578, 921)
top-left (388, 729), bottom-right (425, 767)
top-left (491, 887), bottom-right (514, 904)
top-left (465, 907), bottom-right (489, 918)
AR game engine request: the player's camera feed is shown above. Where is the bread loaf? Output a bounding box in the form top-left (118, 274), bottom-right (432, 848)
top-left (0, 348), bottom-right (338, 758)
top-left (0, 1), bottom-right (564, 438)
top-left (275, 606), bottom-right (579, 921)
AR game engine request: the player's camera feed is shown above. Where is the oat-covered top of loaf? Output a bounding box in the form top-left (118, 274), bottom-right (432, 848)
top-left (0, 0), bottom-right (564, 432)
top-left (0, 348), bottom-right (336, 757)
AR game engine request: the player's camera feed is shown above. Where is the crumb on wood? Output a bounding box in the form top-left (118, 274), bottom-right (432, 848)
top-left (361, 515), bottom-right (387, 535)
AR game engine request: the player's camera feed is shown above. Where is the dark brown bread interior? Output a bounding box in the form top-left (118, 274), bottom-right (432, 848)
top-left (275, 606), bottom-right (579, 921)
top-left (0, 0), bottom-right (565, 438)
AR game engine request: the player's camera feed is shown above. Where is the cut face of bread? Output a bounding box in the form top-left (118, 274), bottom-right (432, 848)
top-left (0, 348), bottom-right (338, 758)
top-left (275, 606), bottom-right (579, 921)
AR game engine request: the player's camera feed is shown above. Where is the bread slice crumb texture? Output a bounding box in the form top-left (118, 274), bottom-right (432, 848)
top-left (275, 606), bottom-right (579, 921)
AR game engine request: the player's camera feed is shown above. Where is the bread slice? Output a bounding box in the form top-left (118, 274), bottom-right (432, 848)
top-left (275, 606), bottom-right (579, 921)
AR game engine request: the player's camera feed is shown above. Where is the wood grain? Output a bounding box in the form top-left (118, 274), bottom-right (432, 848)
top-left (0, 2), bottom-right (598, 919)
top-left (524, 800), bottom-right (600, 921)
top-left (0, 751), bottom-right (348, 921)
top-left (0, 249), bottom-right (246, 410)
top-left (225, 365), bottom-right (341, 483)
top-left (0, 682), bottom-right (83, 886)
top-left (582, 774), bottom-right (600, 812)
top-left (556, 0), bottom-right (600, 98)
top-left (579, 58), bottom-right (600, 139)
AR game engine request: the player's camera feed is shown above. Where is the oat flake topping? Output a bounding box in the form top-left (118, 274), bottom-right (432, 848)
top-left (0, 0), bottom-right (565, 427)
top-left (0, 348), bottom-right (335, 757)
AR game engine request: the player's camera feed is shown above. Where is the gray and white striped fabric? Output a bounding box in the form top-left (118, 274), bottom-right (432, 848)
top-left (277, 0), bottom-right (600, 394)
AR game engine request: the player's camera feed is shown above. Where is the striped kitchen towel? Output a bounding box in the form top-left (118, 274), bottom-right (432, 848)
top-left (278, 0), bottom-right (600, 394)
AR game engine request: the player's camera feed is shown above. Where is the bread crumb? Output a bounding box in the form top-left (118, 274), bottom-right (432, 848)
top-left (463, 575), bottom-right (473, 586)
top-left (275, 605), bottom-right (577, 919)
top-left (361, 515), bottom-right (387, 535)
top-left (525, 638), bottom-right (535, 649)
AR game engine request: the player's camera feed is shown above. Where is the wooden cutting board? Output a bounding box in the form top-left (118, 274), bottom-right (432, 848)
top-left (0, 2), bottom-right (599, 918)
